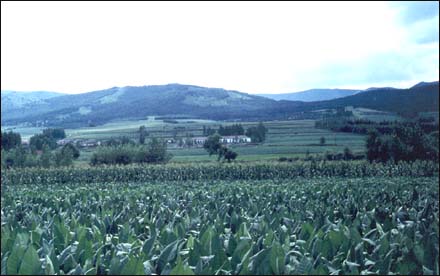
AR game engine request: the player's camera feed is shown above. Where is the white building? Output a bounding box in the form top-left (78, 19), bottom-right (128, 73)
top-left (220, 135), bottom-right (251, 144)
top-left (192, 137), bottom-right (208, 145)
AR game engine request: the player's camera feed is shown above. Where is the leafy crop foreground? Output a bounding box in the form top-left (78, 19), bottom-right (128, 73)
top-left (1, 177), bottom-right (438, 275)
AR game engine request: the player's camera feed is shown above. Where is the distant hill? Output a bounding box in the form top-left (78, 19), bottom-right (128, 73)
top-left (1, 81), bottom-right (438, 128)
top-left (410, 81), bottom-right (439, 89)
top-left (1, 84), bottom-right (280, 127)
top-left (1, 90), bottom-right (64, 110)
top-left (301, 81), bottom-right (439, 116)
top-left (259, 88), bottom-right (361, 102)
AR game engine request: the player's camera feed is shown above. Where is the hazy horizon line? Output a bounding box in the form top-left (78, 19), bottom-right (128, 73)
top-left (2, 79), bottom-right (438, 95)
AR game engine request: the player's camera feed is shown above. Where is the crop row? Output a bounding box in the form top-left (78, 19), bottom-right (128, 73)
top-left (2, 160), bottom-right (438, 185)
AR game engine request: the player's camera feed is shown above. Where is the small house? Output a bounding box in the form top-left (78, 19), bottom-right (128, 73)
top-left (220, 135), bottom-right (251, 144)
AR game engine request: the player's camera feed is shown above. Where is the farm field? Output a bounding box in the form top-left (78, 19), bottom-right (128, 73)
top-left (170, 120), bottom-right (365, 163)
top-left (2, 119), bottom-right (367, 164)
top-left (61, 119), bottom-right (366, 164)
top-left (1, 175), bottom-right (438, 275)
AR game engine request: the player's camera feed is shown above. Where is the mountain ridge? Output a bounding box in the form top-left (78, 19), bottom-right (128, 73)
top-left (258, 88), bottom-right (361, 101)
top-left (1, 81), bottom-right (438, 128)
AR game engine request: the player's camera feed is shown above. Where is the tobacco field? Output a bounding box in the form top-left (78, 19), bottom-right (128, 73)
top-left (1, 176), bottom-right (438, 275)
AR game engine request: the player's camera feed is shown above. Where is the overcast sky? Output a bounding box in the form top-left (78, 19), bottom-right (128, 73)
top-left (1, 1), bottom-right (439, 94)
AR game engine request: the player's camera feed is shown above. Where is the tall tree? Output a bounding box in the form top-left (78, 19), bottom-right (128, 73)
top-left (1, 131), bottom-right (22, 151)
top-left (203, 134), bottom-right (222, 156)
top-left (366, 130), bottom-right (381, 162)
top-left (40, 145), bottom-right (52, 168)
top-left (42, 128), bottom-right (66, 140)
top-left (139, 125), bottom-right (148, 144)
top-left (62, 143), bottom-right (80, 159)
top-left (246, 122), bottom-right (267, 143)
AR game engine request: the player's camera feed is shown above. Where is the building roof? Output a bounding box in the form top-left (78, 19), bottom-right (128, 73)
top-left (221, 135), bottom-right (251, 139)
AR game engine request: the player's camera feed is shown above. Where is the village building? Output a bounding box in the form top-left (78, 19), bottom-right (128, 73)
top-left (175, 135), bottom-right (251, 148)
top-left (192, 137), bottom-right (208, 145)
top-left (78, 139), bottom-right (101, 147)
top-left (56, 138), bottom-right (74, 146)
top-left (220, 135), bottom-right (251, 144)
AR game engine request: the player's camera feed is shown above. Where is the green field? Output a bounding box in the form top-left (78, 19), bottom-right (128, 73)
top-left (66, 119), bottom-right (366, 164)
top-left (4, 118), bottom-right (367, 165)
top-left (2, 175), bottom-right (438, 275)
top-left (169, 120), bottom-right (366, 162)
top-left (65, 117), bottom-right (218, 140)
top-left (350, 107), bottom-right (403, 122)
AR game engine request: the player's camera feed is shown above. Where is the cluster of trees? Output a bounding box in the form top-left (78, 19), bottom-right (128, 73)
top-left (278, 147), bottom-right (364, 163)
top-left (245, 122), bottom-right (268, 143)
top-left (29, 128), bottom-right (66, 151)
top-left (1, 131), bottom-right (22, 151)
top-left (323, 147), bottom-right (365, 161)
top-left (90, 138), bottom-right (172, 166)
top-left (218, 124), bottom-right (245, 136)
top-left (203, 122), bottom-right (267, 143)
top-left (203, 134), bottom-right (238, 162)
top-left (316, 116), bottom-right (439, 163)
top-left (366, 126), bottom-right (439, 163)
top-left (316, 117), bottom-right (439, 136)
top-left (2, 128), bottom-right (66, 152)
top-left (202, 126), bottom-right (216, 136)
top-left (42, 128), bottom-right (66, 139)
top-left (103, 136), bottom-right (135, 147)
top-left (1, 130), bottom-right (79, 169)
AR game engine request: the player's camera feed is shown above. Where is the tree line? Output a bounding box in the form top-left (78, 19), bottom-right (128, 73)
top-left (202, 122), bottom-right (268, 143)
top-left (366, 124), bottom-right (439, 163)
top-left (90, 138), bottom-right (172, 166)
top-left (1, 128), bottom-right (79, 169)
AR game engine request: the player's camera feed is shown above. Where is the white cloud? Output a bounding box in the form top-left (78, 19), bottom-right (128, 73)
top-left (1, 1), bottom-right (438, 94)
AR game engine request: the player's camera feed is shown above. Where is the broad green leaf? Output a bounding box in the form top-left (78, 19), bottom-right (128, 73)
top-left (170, 256), bottom-right (195, 275)
top-left (120, 256), bottom-right (145, 275)
top-left (236, 247), bottom-right (252, 275)
top-left (362, 238), bottom-right (376, 247)
top-left (142, 233), bottom-right (156, 257)
top-left (1, 252), bottom-right (9, 275)
top-left (109, 256), bottom-right (125, 275)
top-left (414, 245), bottom-right (424, 264)
top-left (270, 242), bottom-right (285, 274)
top-left (61, 254), bottom-right (77, 273)
top-left (45, 256), bottom-right (55, 275)
top-left (264, 229), bottom-right (274, 247)
top-left (68, 264), bottom-right (84, 275)
top-left (300, 223), bottom-right (314, 242)
top-left (210, 248), bottom-right (228, 271)
top-left (231, 239), bottom-right (251, 271)
top-left (18, 245), bottom-right (41, 275)
top-left (186, 235), bottom-right (194, 250)
top-left (236, 223), bottom-right (251, 240)
top-left (248, 247), bottom-right (271, 275)
top-left (329, 229), bottom-right (344, 250)
top-left (7, 233), bottom-right (29, 275)
top-left (156, 239), bottom-right (182, 274)
top-left (200, 226), bottom-right (216, 255)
